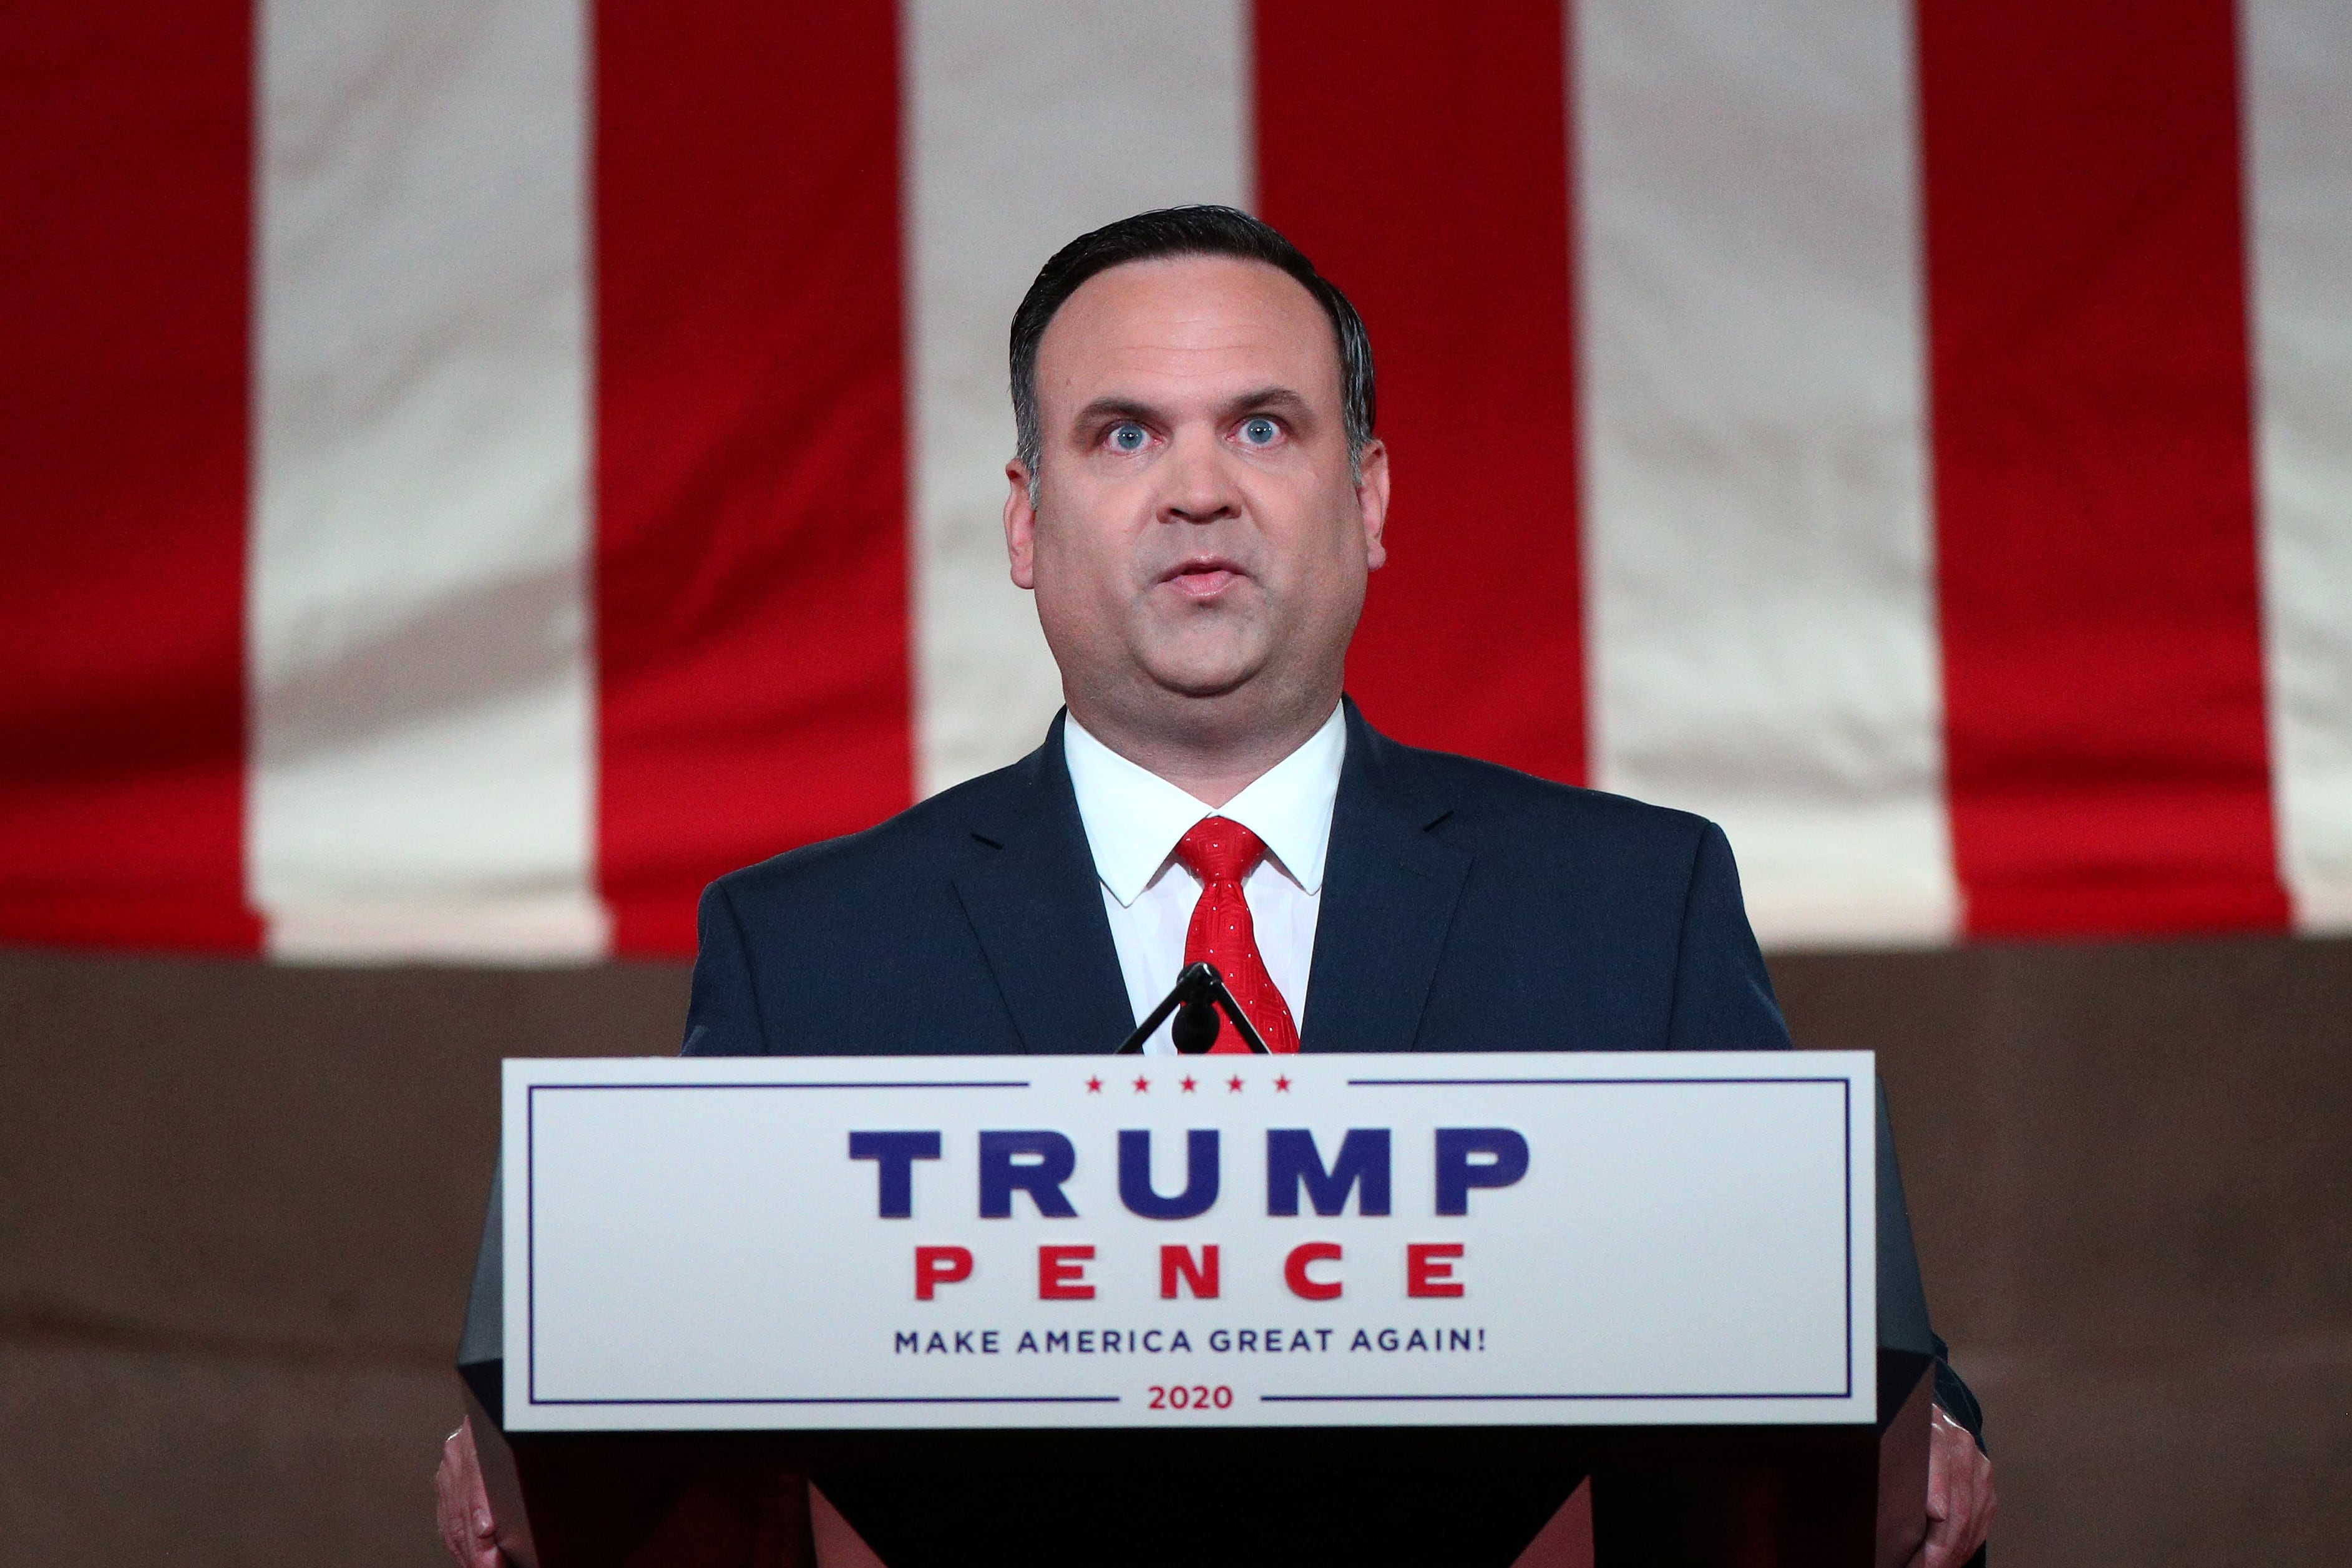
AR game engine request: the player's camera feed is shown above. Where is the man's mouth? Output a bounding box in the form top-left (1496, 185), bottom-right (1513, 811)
top-left (1163, 557), bottom-right (1245, 600)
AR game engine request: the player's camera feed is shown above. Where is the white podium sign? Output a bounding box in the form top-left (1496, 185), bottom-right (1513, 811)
top-left (503, 1051), bottom-right (1875, 1433)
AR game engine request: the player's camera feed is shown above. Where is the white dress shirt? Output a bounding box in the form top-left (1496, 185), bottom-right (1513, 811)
top-left (1063, 704), bottom-right (1347, 1054)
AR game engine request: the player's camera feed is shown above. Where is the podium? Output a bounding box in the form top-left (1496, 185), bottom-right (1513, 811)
top-left (457, 1052), bottom-right (1940, 1567)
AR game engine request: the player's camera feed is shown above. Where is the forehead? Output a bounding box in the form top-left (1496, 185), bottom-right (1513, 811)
top-left (1035, 254), bottom-right (1341, 409)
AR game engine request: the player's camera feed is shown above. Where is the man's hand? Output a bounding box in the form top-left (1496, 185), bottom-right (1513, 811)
top-left (435, 1416), bottom-right (502, 1567)
top-left (1923, 1405), bottom-right (1995, 1566)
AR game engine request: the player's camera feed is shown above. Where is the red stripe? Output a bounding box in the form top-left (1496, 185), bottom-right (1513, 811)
top-left (1254, 1), bottom-right (1586, 784)
top-left (1918, 0), bottom-right (2286, 938)
top-left (593, 0), bottom-right (914, 955)
top-left (0, 4), bottom-right (258, 952)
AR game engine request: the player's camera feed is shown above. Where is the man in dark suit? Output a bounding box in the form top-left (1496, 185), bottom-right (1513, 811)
top-left (442, 205), bottom-right (1993, 1566)
top-left (678, 700), bottom-right (1784, 1064)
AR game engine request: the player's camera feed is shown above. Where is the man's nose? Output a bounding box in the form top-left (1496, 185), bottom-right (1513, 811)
top-left (1157, 426), bottom-right (1242, 523)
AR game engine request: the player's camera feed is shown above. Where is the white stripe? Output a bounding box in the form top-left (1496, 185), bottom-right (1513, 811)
top-left (904, 0), bottom-right (1252, 796)
top-left (252, 0), bottom-right (602, 962)
top-left (2243, 0), bottom-right (2352, 933)
top-left (1574, 0), bottom-right (1955, 948)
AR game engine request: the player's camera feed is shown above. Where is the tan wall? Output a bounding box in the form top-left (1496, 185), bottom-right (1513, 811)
top-left (1, 940), bottom-right (2345, 1564)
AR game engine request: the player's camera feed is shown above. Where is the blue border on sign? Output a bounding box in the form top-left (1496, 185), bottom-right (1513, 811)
top-left (538, 1395), bottom-right (1120, 1406)
top-left (522, 1071), bottom-right (1860, 1411)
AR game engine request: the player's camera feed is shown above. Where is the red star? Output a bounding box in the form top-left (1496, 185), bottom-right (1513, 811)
top-left (1180, 1076), bottom-right (1198, 1093)
top-left (1274, 1074), bottom-right (1292, 1092)
top-left (1226, 1075), bottom-right (1244, 1092)
top-left (1132, 1075), bottom-right (1151, 1093)
top-left (1085, 1076), bottom-right (1102, 1093)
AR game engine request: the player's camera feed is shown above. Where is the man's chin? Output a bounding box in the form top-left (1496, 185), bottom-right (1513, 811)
top-left (1126, 618), bottom-right (1273, 699)
top-left (1136, 650), bottom-right (1269, 704)
top-left (1151, 668), bottom-right (1259, 703)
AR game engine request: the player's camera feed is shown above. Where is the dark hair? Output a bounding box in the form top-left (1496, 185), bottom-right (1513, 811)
top-left (1008, 205), bottom-right (1376, 490)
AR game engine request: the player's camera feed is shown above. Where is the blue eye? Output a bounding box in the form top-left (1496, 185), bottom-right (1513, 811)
top-left (1110, 423), bottom-right (1148, 452)
top-left (1240, 417), bottom-right (1279, 446)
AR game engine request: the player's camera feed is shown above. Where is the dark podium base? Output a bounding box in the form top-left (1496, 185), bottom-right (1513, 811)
top-left (461, 1351), bottom-right (1932, 1568)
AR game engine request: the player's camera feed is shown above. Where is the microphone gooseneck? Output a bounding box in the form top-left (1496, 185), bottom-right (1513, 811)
top-left (1112, 960), bottom-right (1274, 1055)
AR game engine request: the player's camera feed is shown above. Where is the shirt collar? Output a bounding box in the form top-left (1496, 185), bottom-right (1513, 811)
top-left (1063, 703), bottom-right (1347, 908)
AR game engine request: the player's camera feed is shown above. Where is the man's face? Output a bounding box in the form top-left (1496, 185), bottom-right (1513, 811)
top-left (1005, 255), bottom-right (1388, 733)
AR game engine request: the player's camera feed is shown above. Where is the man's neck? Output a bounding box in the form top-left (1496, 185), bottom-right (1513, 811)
top-left (1063, 691), bottom-right (1340, 808)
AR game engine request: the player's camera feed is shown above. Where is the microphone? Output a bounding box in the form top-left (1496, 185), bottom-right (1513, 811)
top-left (1171, 993), bottom-right (1219, 1054)
top-left (1113, 961), bottom-right (1273, 1055)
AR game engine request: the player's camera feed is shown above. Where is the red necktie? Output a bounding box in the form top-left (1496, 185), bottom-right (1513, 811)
top-left (1174, 817), bottom-right (1300, 1054)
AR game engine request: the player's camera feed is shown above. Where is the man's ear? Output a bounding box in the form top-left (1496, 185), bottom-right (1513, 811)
top-left (1003, 460), bottom-right (1038, 590)
top-left (1355, 439), bottom-right (1391, 572)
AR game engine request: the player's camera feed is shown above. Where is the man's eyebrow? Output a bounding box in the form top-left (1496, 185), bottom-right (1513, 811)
top-left (1071, 396), bottom-right (1164, 428)
top-left (1221, 386), bottom-right (1314, 419)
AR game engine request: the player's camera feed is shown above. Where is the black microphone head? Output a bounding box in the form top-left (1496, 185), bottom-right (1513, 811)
top-left (1172, 998), bottom-right (1220, 1054)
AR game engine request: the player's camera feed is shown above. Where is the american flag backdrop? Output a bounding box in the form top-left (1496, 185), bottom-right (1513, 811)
top-left (2, 0), bottom-right (2348, 962)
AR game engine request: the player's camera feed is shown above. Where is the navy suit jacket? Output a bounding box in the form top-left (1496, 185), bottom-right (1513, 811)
top-left (681, 700), bottom-right (1788, 1059)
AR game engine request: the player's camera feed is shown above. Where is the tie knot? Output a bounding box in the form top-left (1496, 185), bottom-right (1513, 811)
top-left (1175, 817), bottom-right (1267, 885)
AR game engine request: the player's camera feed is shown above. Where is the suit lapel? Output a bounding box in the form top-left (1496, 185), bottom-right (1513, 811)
top-left (951, 713), bottom-right (1138, 1056)
top-left (1300, 703), bottom-right (1473, 1054)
